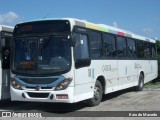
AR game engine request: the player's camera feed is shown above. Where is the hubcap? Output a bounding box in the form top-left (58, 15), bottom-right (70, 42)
top-left (94, 86), bottom-right (100, 101)
top-left (140, 75), bottom-right (143, 88)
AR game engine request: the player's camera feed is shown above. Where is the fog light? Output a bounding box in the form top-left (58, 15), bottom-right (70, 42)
top-left (22, 93), bottom-right (26, 98)
top-left (50, 94), bottom-right (54, 100)
top-left (56, 94), bottom-right (68, 99)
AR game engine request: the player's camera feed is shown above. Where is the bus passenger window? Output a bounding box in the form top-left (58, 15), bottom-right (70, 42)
top-left (127, 38), bottom-right (136, 58)
top-left (144, 42), bottom-right (151, 58)
top-left (103, 34), bottom-right (116, 57)
top-left (89, 31), bottom-right (102, 58)
top-left (136, 40), bottom-right (144, 58)
top-left (117, 36), bottom-right (127, 58)
top-left (150, 43), bottom-right (156, 59)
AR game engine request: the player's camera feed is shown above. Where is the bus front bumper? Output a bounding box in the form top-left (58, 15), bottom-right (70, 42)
top-left (10, 86), bottom-right (74, 103)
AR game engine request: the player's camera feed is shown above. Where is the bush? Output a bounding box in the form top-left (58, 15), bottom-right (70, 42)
top-left (152, 53), bottom-right (160, 83)
top-left (158, 54), bottom-right (160, 79)
top-left (152, 41), bottom-right (160, 83)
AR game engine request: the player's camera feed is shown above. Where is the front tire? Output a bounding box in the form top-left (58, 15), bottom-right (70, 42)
top-left (135, 73), bottom-right (144, 91)
top-left (87, 80), bottom-right (103, 107)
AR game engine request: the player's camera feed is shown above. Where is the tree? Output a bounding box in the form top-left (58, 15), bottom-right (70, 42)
top-left (156, 40), bottom-right (160, 53)
top-left (152, 40), bottom-right (160, 83)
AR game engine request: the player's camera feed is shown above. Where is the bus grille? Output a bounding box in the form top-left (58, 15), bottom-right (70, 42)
top-left (19, 78), bottom-right (58, 84)
top-left (25, 86), bottom-right (53, 90)
top-left (27, 92), bottom-right (49, 98)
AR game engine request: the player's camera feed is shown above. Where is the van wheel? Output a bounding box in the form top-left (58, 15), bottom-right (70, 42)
top-left (88, 80), bottom-right (102, 107)
top-left (135, 73), bottom-right (144, 91)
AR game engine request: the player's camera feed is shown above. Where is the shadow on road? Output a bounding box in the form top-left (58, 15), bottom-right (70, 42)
top-left (102, 87), bottom-right (134, 102)
top-left (0, 87), bottom-right (135, 114)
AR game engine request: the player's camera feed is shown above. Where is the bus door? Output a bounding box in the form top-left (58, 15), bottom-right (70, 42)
top-left (0, 35), bottom-right (11, 100)
top-left (73, 33), bottom-right (93, 102)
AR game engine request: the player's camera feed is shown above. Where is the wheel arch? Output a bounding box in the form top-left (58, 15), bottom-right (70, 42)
top-left (96, 75), bottom-right (106, 94)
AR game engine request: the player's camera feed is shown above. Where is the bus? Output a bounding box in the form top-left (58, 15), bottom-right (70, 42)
top-left (10, 18), bottom-right (158, 106)
top-left (0, 25), bottom-right (13, 100)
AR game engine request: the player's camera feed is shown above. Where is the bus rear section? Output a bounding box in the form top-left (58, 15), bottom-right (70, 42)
top-left (0, 25), bottom-right (13, 100)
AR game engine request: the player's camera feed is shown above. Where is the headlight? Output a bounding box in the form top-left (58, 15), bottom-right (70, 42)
top-left (55, 78), bottom-right (72, 91)
top-left (10, 79), bottom-right (22, 90)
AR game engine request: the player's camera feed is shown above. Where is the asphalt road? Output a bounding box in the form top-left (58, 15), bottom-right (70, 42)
top-left (0, 88), bottom-right (160, 119)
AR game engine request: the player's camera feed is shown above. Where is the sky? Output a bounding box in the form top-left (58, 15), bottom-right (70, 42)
top-left (0, 0), bottom-right (160, 39)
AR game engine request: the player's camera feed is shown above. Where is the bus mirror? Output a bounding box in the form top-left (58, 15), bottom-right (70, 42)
top-left (75, 59), bottom-right (91, 69)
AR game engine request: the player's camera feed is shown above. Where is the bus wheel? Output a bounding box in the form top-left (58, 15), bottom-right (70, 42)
top-left (135, 73), bottom-right (144, 91)
top-left (88, 80), bottom-right (102, 107)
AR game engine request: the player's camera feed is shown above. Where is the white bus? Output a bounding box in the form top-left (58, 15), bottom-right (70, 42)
top-left (10, 18), bottom-right (158, 106)
top-left (0, 25), bottom-right (13, 100)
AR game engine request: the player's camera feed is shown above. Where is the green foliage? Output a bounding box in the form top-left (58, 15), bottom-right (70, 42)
top-left (152, 41), bottom-right (160, 83)
top-left (156, 41), bottom-right (160, 54)
top-left (144, 81), bottom-right (160, 88)
top-left (158, 54), bottom-right (160, 78)
top-left (157, 41), bottom-right (160, 79)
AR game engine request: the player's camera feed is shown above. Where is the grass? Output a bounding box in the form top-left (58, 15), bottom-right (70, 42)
top-left (144, 79), bottom-right (160, 89)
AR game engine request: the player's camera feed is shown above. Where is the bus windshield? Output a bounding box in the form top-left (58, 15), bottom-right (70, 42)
top-left (12, 35), bottom-right (71, 75)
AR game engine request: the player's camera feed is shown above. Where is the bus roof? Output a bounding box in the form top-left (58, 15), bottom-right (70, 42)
top-left (66, 18), bottom-right (156, 43)
top-left (0, 25), bottom-right (14, 32)
top-left (16, 18), bottom-right (156, 43)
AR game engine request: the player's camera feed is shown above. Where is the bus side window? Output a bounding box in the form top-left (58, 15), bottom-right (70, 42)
top-left (127, 38), bottom-right (137, 58)
top-left (2, 47), bottom-right (10, 69)
top-left (144, 42), bottom-right (151, 59)
top-left (136, 40), bottom-right (144, 58)
top-left (117, 36), bottom-right (127, 58)
top-left (150, 43), bottom-right (156, 59)
top-left (89, 31), bottom-right (102, 59)
top-left (74, 33), bottom-right (90, 68)
top-left (103, 33), bottom-right (116, 58)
